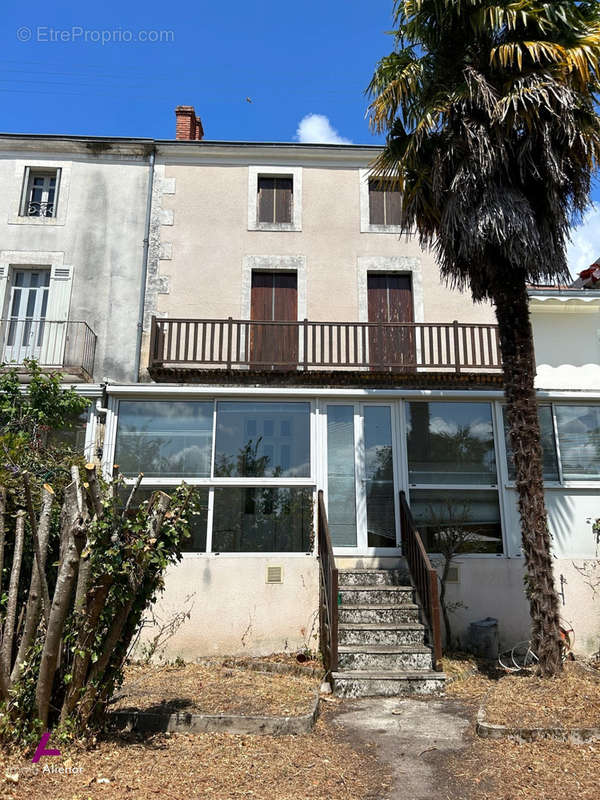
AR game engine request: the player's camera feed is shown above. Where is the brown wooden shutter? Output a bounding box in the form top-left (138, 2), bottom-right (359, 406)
top-left (385, 185), bottom-right (402, 226)
top-left (368, 179), bottom-right (385, 224)
top-left (275, 177), bottom-right (292, 223)
top-left (258, 177), bottom-right (275, 223)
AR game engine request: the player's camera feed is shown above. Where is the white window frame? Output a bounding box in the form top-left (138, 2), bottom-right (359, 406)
top-left (247, 165), bottom-right (302, 232)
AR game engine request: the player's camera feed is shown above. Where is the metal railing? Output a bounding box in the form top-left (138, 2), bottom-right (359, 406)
top-left (25, 201), bottom-right (55, 217)
top-left (149, 316), bottom-right (502, 373)
top-left (399, 491), bottom-right (443, 670)
top-left (317, 490), bottom-right (338, 675)
top-left (0, 319), bottom-right (96, 378)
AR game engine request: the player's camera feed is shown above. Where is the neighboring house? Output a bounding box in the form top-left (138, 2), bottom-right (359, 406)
top-left (1, 110), bottom-right (599, 693)
top-left (0, 134), bottom-right (152, 384)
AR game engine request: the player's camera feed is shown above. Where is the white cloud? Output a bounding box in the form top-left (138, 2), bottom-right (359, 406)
top-left (567, 203), bottom-right (600, 275)
top-left (296, 114), bottom-right (351, 145)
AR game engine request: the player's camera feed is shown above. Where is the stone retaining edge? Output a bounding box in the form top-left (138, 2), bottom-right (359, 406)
top-left (108, 690), bottom-right (320, 736)
top-left (476, 706), bottom-right (600, 743)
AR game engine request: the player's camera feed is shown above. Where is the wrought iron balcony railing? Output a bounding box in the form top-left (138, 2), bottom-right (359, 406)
top-left (0, 319), bottom-right (97, 380)
top-left (26, 201), bottom-right (55, 217)
top-left (149, 316), bottom-right (502, 374)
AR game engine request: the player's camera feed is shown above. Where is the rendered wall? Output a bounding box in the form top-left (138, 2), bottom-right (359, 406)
top-left (141, 155), bottom-right (496, 376)
top-left (0, 148), bottom-right (149, 382)
top-left (136, 555), bottom-right (320, 660)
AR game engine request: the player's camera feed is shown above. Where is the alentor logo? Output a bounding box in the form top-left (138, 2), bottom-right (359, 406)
top-left (31, 732), bottom-right (61, 763)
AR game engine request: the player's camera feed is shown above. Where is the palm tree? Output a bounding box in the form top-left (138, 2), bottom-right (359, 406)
top-left (368, 0), bottom-right (600, 676)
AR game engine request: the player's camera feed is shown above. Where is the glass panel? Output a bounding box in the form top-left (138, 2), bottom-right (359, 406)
top-left (327, 406), bottom-right (357, 547)
top-left (49, 410), bottom-right (89, 452)
top-left (212, 487), bottom-right (313, 552)
top-left (410, 489), bottom-right (503, 554)
top-left (364, 406), bottom-right (396, 548)
top-left (120, 486), bottom-right (208, 552)
top-left (503, 406), bottom-right (559, 481)
top-left (115, 401), bottom-right (213, 478)
top-left (555, 405), bottom-right (600, 480)
top-left (14, 271), bottom-right (25, 287)
top-left (214, 401), bottom-right (310, 477)
top-left (407, 402), bottom-right (497, 485)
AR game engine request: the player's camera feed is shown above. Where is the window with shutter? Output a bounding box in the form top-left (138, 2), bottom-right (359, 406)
top-left (258, 176), bottom-right (293, 224)
top-left (20, 168), bottom-right (61, 218)
top-left (368, 179), bottom-right (402, 226)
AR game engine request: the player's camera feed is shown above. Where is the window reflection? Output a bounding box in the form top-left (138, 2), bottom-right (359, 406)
top-left (214, 402), bottom-right (310, 477)
top-left (407, 402), bottom-right (497, 485)
top-left (364, 406), bottom-right (396, 547)
top-left (212, 487), bottom-right (313, 552)
top-left (115, 401), bottom-right (213, 477)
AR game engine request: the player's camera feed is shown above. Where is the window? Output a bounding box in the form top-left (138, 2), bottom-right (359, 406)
top-left (20, 168), bottom-right (61, 218)
top-left (364, 406), bottom-right (396, 547)
top-left (503, 406), bottom-right (559, 481)
top-left (248, 166), bottom-right (302, 231)
top-left (327, 406), bottom-right (357, 547)
top-left (212, 487), bottom-right (312, 552)
top-left (214, 401), bottom-right (310, 478)
top-left (114, 399), bottom-right (315, 554)
top-left (115, 401), bottom-right (213, 478)
top-left (257, 176), bottom-right (292, 224)
top-left (555, 405), bottom-right (600, 480)
top-left (368, 179), bottom-right (402, 226)
top-left (407, 402), bottom-right (497, 485)
top-left (502, 404), bottom-right (600, 483)
top-left (406, 402), bottom-right (501, 554)
top-left (411, 489), bottom-right (503, 555)
top-left (121, 486), bottom-right (209, 553)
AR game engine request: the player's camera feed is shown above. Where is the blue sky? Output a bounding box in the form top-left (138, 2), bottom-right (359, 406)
top-left (1, 0), bottom-right (598, 271)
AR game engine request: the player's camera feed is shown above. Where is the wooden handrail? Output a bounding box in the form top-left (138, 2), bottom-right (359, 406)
top-left (149, 317), bottom-right (502, 373)
top-left (317, 489), bottom-right (338, 674)
top-left (399, 491), bottom-right (443, 670)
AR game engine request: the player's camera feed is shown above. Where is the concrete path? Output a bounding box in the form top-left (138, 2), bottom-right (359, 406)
top-left (332, 697), bottom-right (471, 800)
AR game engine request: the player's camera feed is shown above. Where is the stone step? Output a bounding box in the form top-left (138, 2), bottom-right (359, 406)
top-left (332, 670), bottom-right (446, 698)
top-left (338, 604), bottom-right (421, 625)
top-left (338, 586), bottom-right (414, 606)
top-left (337, 645), bottom-right (433, 671)
top-left (338, 622), bottom-right (425, 647)
top-left (337, 569), bottom-right (411, 587)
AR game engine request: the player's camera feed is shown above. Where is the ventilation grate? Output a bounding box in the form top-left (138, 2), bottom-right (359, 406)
top-left (446, 565), bottom-right (460, 584)
top-left (266, 565), bottom-right (283, 584)
top-left (54, 267), bottom-right (71, 279)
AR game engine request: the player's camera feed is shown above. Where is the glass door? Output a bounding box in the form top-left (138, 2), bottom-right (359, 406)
top-left (3, 270), bottom-right (50, 363)
top-left (326, 403), bottom-right (399, 553)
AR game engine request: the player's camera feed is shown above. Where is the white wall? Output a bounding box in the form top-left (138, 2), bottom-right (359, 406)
top-left (136, 555), bottom-right (320, 661)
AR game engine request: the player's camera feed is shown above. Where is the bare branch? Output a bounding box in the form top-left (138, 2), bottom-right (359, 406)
top-left (1, 511), bottom-right (26, 686)
top-left (23, 473), bottom-right (52, 625)
top-left (121, 473), bottom-right (143, 521)
top-left (11, 485), bottom-right (55, 684)
top-left (0, 486), bottom-right (6, 599)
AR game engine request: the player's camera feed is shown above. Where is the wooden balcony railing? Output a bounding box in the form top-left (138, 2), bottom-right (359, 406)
top-left (399, 491), bottom-right (443, 671)
top-left (317, 490), bottom-right (338, 675)
top-left (149, 316), bottom-right (502, 373)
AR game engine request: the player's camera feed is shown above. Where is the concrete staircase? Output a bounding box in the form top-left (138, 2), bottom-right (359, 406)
top-left (332, 568), bottom-right (446, 697)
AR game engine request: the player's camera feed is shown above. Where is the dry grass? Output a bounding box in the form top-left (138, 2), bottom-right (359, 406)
top-left (0, 709), bottom-right (392, 800)
top-left (110, 661), bottom-right (318, 717)
top-left (442, 656), bottom-right (600, 800)
top-left (446, 738), bottom-right (600, 800)
top-left (484, 661), bottom-right (600, 728)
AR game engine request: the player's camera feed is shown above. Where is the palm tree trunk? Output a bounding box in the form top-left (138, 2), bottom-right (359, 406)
top-left (490, 273), bottom-right (563, 677)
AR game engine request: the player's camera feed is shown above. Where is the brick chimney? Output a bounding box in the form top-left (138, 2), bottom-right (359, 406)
top-left (175, 105), bottom-right (204, 140)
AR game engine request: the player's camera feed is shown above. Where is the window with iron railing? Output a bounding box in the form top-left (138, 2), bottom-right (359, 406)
top-left (19, 168), bottom-right (61, 218)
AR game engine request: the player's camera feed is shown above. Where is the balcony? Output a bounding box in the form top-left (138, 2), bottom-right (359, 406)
top-left (0, 319), bottom-right (97, 381)
top-left (149, 317), bottom-right (502, 385)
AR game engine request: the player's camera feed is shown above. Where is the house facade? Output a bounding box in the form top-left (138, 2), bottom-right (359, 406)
top-left (1, 110), bottom-right (599, 680)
